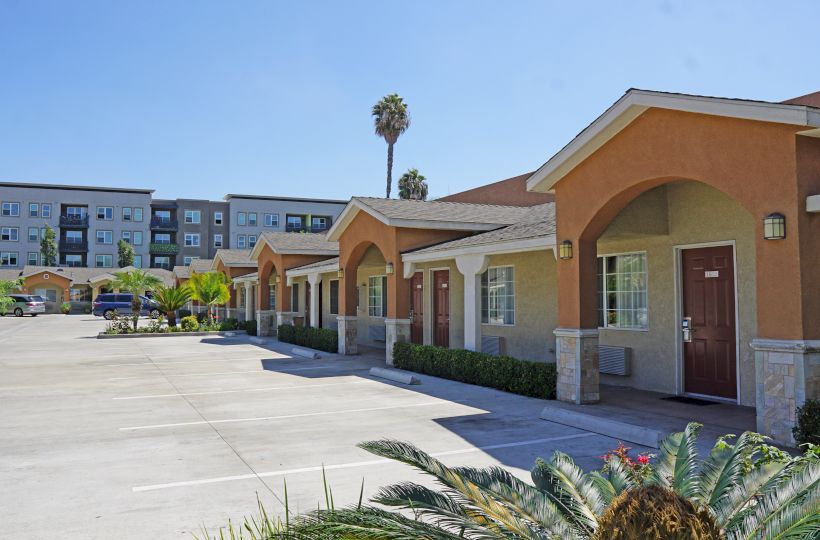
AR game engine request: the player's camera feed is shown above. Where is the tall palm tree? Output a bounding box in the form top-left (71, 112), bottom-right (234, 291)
top-left (111, 269), bottom-right (162, 330)
top-left (151, 285), bottom-right (192, 327)
top-left (188, 271), bottom-right (232, 325)
top-left (398, 168), bottom-right (429, 200)
top-left (372, 93), bottom-right (410, 198)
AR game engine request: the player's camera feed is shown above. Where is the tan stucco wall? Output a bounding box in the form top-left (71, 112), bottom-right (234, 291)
top-left (319, 272), bottom-right (341, 330)
top-left (597, 181), bottom-right (757, 405)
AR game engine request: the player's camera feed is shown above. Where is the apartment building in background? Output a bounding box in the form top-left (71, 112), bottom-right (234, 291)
top-left (1, 181), bottom-right (346, 270)
top-left (0, 182), bottom-right (153, 270)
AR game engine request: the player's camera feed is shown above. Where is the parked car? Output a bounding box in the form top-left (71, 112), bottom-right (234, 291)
top-left (92, 293), bottom-right (161, 320)
top-left (1, 294), bottom-right (46, 317)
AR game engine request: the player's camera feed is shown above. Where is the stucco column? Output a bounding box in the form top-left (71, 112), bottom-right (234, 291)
top-left (244, 282), bottom-right (253, 322)
top-left (555, 328), bottom-right (600, 404)
top-left (455, 254), bottom-right (489, 352)
top-left (307, 273), bottom-right (321, 328)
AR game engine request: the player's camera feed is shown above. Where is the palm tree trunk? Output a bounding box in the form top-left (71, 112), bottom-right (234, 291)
top-left (386, 142), bottom-right (394, 198)
top-left (167, 311), bottom-right (177, 327)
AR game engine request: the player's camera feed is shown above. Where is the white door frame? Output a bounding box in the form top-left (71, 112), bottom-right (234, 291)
top-left (673, 240), bottom-right (741, 404)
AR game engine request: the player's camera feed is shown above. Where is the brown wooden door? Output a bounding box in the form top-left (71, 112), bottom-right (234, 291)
top-left (682, 245), bottom-right (737, 399)
top-left (433, 270), bottom-right (449, 347)
top-left (410, 272), bottom-right (424, 344)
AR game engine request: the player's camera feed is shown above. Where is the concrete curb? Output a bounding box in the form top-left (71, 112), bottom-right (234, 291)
top-left (539, 403), bottom-right (663, 448)
top-left (97, 330), bottom-right (247, 340)
top-left (369, 367), bottom-right (421, 385)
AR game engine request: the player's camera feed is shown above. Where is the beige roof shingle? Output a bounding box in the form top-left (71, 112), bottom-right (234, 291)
top-left (353, 197), bottom-right (532, 226)
top-left (17, 266), bottom-right (175, 286)
top-left (173, 259), bottom-right (214, 279)
top-left (214, 249), bottom-right (255, 266)
top-left (258, 232), bottom-right (338, 253)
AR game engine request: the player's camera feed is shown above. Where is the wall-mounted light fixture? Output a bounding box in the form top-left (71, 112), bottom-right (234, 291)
top-left (275, 275), bottom-right (281, 283)
top-left (559, 240), bottom-right (573, 260)
top-left (337, 268), bottom-right (344, 279)
top-left (763, 213), bottom-right (786, 240)
top-left (385, 262), bottom-right (394, 275)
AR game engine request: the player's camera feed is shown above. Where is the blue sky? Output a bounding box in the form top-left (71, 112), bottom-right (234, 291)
top-left (1, 1), bottom-right (818, 201)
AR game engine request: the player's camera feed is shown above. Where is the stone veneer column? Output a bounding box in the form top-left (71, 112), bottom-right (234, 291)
top-left (256, 310), bottom-right (275, 336)
top-left (751, 338), bottom-right (820, 446)
top-left (337, 316), bottom-right (358, 355)
top-left (276, 311), bottom-right (295, 327)
top-left (384, 319), bottom-right (411, 365)
top-left (554, 328), bottom-right (600, 404)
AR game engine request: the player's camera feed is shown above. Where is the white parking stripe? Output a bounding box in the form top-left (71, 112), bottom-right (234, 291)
top-left (131, 433), bottom-right (596, 492)
top-left (108, 365), bottom-right (346, 381)
top-left (113, 380), bottom-right (371, 400)
top-left (102, 356), bottom-right (286, 367)
top-left (120, 400), bottom-right (463, 431)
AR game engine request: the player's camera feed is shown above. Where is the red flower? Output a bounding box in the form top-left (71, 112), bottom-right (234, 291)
top-left (637, 455), bottom-right (650, 465)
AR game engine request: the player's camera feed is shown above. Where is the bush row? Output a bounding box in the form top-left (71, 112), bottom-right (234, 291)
top-left (277, 325), bottom-right (338, 353)
top-left (392, 342), bottom-right (556, 399)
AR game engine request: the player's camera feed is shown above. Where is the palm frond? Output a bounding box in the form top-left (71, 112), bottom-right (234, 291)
top-left (651, 422), bottom-right (702, 499)
top-left (587, 457), bottom-right (637, 507)
top-left (697, 430), bottom-right (760, 508)
top-left (716, 460), bottom-right (792, 527)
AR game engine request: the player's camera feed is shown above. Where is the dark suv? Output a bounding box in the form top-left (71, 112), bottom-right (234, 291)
top-left (92, 293), bottom-right (161, 320)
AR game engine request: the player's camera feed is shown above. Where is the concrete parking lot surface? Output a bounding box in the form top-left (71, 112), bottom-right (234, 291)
top-left (1, 315), bottom-right (622, 539)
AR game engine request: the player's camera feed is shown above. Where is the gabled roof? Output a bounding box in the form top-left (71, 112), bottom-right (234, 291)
top-left (327, 197), bottom-right (533, 241)
top-left (172, 258), bottom-right (214, 279)
top-left (527, 88), bottom-right (820, 193)
top-left (212, 249), bottom-right (256, 268)
top-left (17, 266), bottom-right (174, 286)
top-left (249, 232), bottom-right (338, 260)
top-left (286, 256), bottom-right (340, 278)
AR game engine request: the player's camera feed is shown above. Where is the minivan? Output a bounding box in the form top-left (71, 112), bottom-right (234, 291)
top-left (1, 294), bottom-right (46, 317)
top-left (92, 293), bottom-right (161, 320)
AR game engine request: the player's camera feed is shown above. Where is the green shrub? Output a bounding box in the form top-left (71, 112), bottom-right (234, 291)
top-left (60, 302), bottom-right (71, 314)
top-left (392, 342), bottom-right (556, 399)
top-left (244, 320), bottom-right (257, 336)
top-left (794, 399), bottom-right (820, 447)
top-left (220, 317), bottom-right (239, 331)
top-left (195, 311), bottom-right (209, 323)
top-left (180, 315), bottom-right (199, 332)
top-left (277, 324), bottom-right (338, 353)
top-left (178, 309), bottom-right (192, 319)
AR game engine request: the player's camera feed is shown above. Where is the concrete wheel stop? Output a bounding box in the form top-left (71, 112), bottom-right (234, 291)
top-left (539, 402), bottom-right (664, 448)
top-left (369, 367), bottom-right (421, 385)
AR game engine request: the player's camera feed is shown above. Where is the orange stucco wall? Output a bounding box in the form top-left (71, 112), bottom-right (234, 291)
top-left (214, 260), bottom-right (257, 308)
top-left (552, 108), bottom-right (820, 340)
top-left (23, 273), bottom-right (72, 303)
top-left (254, 244), bottom-right (333, 312)
top-left (439, 172), bottom-right (554, 206)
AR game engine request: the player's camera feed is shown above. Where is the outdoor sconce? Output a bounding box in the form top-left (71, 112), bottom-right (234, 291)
top-left (275, 275), bottom-right (281, 283)
top-left (559, 240), bottom-right (573, 260)
top-left (763, 213), bottom-right (786, 240)
top-left (385, 262), bottom-right (394, 275)
top-left (337, 268), bottom-right (344, 279)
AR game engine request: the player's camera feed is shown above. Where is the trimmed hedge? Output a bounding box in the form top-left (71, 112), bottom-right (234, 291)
top-left (392, 342), bottom-right (556, 399)
top-left (278, 325), bottom-right (338, 353)
top-left (244, 320), bottom-right (257, 336)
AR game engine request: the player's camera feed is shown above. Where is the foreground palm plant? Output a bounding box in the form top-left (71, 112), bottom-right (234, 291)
top-left (111, 269), bottom-right (162, 331)
top-left (188, 271), bottom-right (232, 325)
top-left (151, 284), bottom-right (192, 327)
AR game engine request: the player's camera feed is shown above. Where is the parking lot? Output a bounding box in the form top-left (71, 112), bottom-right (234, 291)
top-left (0, 315), bottom-right (621, 539)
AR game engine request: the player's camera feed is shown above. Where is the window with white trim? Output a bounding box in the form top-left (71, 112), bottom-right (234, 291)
top-left (481, 266), bottom-right (515, 325)
top-left (597, 253), bottom-right (648, 330)
top-left (214, 211), bottom-right (223, 226)
top-left (95, 254), bottom-right (113, 268)
top-left (1, 227), bottom-right (19, 242)
top-left (96, 230), bottom-right (113, 244)
top-left (248, 235), bottom-right (257, 248)
top-left (291, 282), bottom-right (299, 312)
top-left (237, 235), bottom-right (247, 249)
top-left (96, 206), bottom-right (113, 220)
top-left (184, 233), bottom-right (200, 247)
top-left (41, 203), bottom-right (51, 218)
top-left (27, 252), bottom-right (38, 265)
top-left (122, 207), bottom-right (132, 221)
top-left (183, 256), bottom-right (199, 265)
top-left (1, 202), bottom-right (20, 217)
top-left (0, 252), bottom-right (18, 266)
top-left (368, 276), bottom-right (387, 317)
top-left (133, 208), bottom-right (143, 221)
top-left (121, 231), bottom-right (131, 244)
top-left (237, 212), bottom-right (247, 226)
top-left (214, 234), bottom-right (223, 248)
top-left (184, 210), bottom-right (201, 224)
top-left (248, 212), bottom-right (257, 226)
top-left (133, 255), bottom-right (142, 268)
top-left (133, 231), bottom-right (143, 245)
top-left (264, 213), bottom-right (278, 227)
top-left (29, 203), bottom-right (39, 217)
top-left (28, 227), bottom-right (39, 242)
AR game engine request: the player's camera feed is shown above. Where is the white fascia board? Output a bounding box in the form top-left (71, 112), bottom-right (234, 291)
top-left (326, 202), bottom-right (367, 241)
top-left (385, 219), bottom-right (503, 231)
top-left (248, 239), bottom-right (268, 261)
top-left (527, 89), bottom-right (820, 193)
top-left (402, 235), bottom-right (556, 264)
top-left (286, 262), bottom-right (340, 278)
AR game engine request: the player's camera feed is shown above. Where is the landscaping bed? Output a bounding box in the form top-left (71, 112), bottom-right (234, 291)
top-left (97, 330), bottom-right (246, 339)
top-left (277, 324), bottom-right (338, 353)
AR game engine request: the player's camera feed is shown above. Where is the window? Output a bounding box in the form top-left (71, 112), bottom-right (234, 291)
top-left (36, 288), bottom-right (58, 302)
top-left (133, 231), bottom-right (143, 245)
top-left (64, 254), bottom-right (82, 267)
top-left (264, 213), bottom-right (279, 227)
top-left (121, 231), bottom-right (131, 244)
top-left (122, 207), bottom-right (132, 221)
top-left (311, 216), bottom-right (329, 231)
top-left (597, 253), bottom-right (648, 330)
top-left (65, 230), bottom-right (83, 244)
top-left (329, 280), bottom-right (339, 314)
top-left (0, 252), bottom-right (18, 266)
top-left (154, 256), bottom-right (171, 269)
top-left (2, 202), bottom-right (20, 216)
top-left (154, 233), bottom-right (171, 244)
top-left (133, 255), bottom-right (142, 268)
top-left (95, 254), bottom-right (113, 268)
top-left (237, 212), bottom-right (247, 226)
top-left (96, 206), bottom-right (113, 220)
top-left (214, 234), bottom-right (223, 248)
top-left (184, 210), bottom-right (201, 224)
top-left (133, 208), bottom-right (143, 222)
top-left (184, 233), bottom-right (200, 247)
top-left (237, 235), bottom-right (247, 249)
top-left (29, 203), bottom-right (39, 217)
top-left (248, 235), bottom-right (257, 248)
top-left (481, 266), bottom-right (515, 325)
top-left (154, 210), bottom-right (171, 222)
top-left (248, 212), bottom-right (257, 226)
top-left (286, 215), bottom-right (304, 231)
top-left (183, 256), bottom-right (199, 265)
top-left (269, 284), bottom-right (276, 310)
top-left (291, 283), bottom-right (299, 312)
top-left (27, 252), bottom-right (38, 265)
top-left (70, 288), bottom-right (91, 302)
top-left (28, 227), bottom-right (39, 242)
top-left (214, 211), bottom-right (223, 226)
top-left (368, 276), bottom-right (387, 317)
top-left (96, 230), bottom-right (113, 244)
top-left (1, 227), bottom-right (19, 241)
top-left (42, 203), bottom-right (51, 218)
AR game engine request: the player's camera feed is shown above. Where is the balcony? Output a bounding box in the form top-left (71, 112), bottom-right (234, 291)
top-left (149, 242), bottom-right (179, 255)
top-left (59, 240), bottom-right (88, 253)
top-left (150, 217), bottom-right (178, 231)
top-left (285, 224), bottom-right (330, 233)
top-left (59, 215), bottom-right (89, 228)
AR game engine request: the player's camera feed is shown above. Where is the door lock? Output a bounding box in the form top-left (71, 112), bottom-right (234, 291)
top-left (681, 316), bottom-right (692, 342)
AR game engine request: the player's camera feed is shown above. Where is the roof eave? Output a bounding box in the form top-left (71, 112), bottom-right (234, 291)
top-left (286, 261), bottom-right (340, 278)
top-left (402, 235), bottom-right (556, 263)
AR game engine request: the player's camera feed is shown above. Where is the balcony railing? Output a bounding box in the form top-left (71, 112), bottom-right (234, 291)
top-left (59, 215), bottom-right (89, 228)
top-left (149, 242), bottom-right (179, 255)
top-left (285, 224), bottom-right (330, 233)
top-left (58, 240), bottom-right (89, 253)
top-left (150, 217), bottom-right (178, 230)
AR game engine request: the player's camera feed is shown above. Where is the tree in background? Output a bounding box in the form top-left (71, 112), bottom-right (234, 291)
top-left (151, 285), bottom-right (192, 327)
top-left (398, 168), bottom-right (429, 201)
top-left (117, 239), bottom-right (135, 268)
top-left (40, 224), bottom-right (57, 266)
top-left (111, 269), bottom-right (162, 331)
top-left (0, 277), bottom-right (24, 315)
top-left (372, 93), bottom-right (410, 198)
top-left (187, 271), bottom-right (231, 325)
